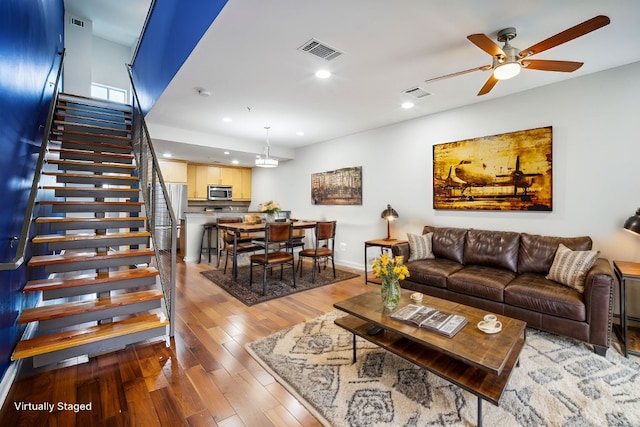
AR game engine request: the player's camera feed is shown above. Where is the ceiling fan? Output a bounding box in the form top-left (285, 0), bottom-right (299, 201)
top-left (425, 15), bottom-right (610, 96)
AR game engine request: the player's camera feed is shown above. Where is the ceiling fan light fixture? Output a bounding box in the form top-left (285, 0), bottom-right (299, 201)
top-left (493, 61), bottom-right (521, 80)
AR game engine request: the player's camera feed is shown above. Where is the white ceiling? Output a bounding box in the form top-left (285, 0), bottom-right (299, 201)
top-left (64, 0), bottom-right (151, 47)
top-left (65, 1), bottom-right (640, 167)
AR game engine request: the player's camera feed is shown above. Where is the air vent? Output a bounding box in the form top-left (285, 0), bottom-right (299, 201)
top-left (70, 17), bottom-right (85, 28)
top-left (403, 87), bottom-right (432, 99)
top-left (298, 39), bottom-right (343, 61)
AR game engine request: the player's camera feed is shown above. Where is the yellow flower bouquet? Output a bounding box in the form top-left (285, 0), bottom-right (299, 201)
top-left (259, 200), bottom-right (281, 214)
top-left (371, 253), bottom-right (409, 309)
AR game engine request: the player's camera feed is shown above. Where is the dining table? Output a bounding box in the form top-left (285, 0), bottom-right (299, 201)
top-left (216, 220), bottom-right (317, 280)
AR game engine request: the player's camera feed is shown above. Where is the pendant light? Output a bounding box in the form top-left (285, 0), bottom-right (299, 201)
top-left (255, 126), bottom-right (278, 168)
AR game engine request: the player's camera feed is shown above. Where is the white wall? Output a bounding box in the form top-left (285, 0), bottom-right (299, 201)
top-left (92, 37), bottom-right (132, 97)
top-left (63, 13), bottom-right (132, 98)
top-left (251, 61), bottom-right (640, 273)
top-left (63, 13), bottom-right (92, 96)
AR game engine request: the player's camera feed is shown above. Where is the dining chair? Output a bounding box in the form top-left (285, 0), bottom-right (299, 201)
top-left (249, 222), bottom-right (296, 295)
top-left (217, 217), bottom-right (262, 274)
top-left (297, 221), bottom-right (336, 283)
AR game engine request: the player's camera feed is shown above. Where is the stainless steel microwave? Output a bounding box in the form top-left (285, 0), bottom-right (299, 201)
top-left (208, 185), bottom-right (232, 200)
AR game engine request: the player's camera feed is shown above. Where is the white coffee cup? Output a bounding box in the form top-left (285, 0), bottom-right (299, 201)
top-left (483, 314), bottom-right (501, 330)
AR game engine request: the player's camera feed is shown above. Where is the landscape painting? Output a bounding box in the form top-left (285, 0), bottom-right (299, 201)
top-left (433, 126), bottom-right (552, 211)
top-left (311, 166), bottom-right (362, 205)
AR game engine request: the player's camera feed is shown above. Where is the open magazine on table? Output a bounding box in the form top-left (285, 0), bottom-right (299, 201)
top-left (391, 304), bottom-right (468, 337)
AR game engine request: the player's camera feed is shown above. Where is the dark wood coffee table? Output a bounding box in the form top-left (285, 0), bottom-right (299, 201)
top-left (333, 290), bottom-right (526, 427)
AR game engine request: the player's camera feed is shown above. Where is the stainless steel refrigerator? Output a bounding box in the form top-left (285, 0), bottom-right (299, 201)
top-left (154, 183), bottom-right (188, 250)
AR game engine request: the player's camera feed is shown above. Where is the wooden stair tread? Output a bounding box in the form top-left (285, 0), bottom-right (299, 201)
top-left (28, 248), bottom-right (154, 267)
top-left (24, 267), bottom-right (158, 293)
top-left (50, 138), bottom-right (133, 152)
top-left (49, 147), bottom-right (134, 160)
top-left (36, 216), bottom-right (147, 224)
top-left (47, 159), bottom-right (136, 170)
top-left (41, 186), bottom-right (139, 194)
top-left (58, 94), bottom-right (132, 113)
top-left (38, 201), bottom-right (144, 206)
top-left (18, 289), bottom-right (163, 324)
top-left (53, 120), bottom-right (131, 134)
top-left (43, 172), bottom-right (138, 181)
top-left (56, 104), bottom-right (132, 119)
top-left (55, 112), bottom-right (130, 126)
top-left (33, 231), bottom-right (150, 244)
top-left (51, 129), bottom-right (130, 142)
top-left (11, 313), bottom-right (167, 360)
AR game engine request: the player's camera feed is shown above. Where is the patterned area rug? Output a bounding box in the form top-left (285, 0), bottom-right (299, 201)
top-left (247, 310), bottom-right (640, 426)
top-left (200, 266), bottom-right (359, 306)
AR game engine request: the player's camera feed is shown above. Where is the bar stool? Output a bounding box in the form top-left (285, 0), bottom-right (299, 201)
top-left (200, 223), bottom-right (218, 263)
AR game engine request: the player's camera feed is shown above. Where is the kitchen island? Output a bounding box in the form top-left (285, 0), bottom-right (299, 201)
top-left (183, 210), bottom-right (246, 263)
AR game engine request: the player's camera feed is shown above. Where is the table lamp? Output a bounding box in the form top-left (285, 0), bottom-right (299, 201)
top-left (381, 204), bottom-right (399, 240)
top-left (624, 208), bottom-right (640, 235)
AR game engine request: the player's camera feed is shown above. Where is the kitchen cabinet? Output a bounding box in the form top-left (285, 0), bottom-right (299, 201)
top-left (187, 163), bottom-right (251, 200)
top-left (220, 167), bottom-right (240, 186)
top-left (158, 160), bottom-right (187, 183)
top-left (238, 168), bottom-right (252, 201)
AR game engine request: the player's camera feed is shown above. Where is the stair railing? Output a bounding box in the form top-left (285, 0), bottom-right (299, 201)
top-left (126, 65), bottom-right (176, 337)
top-left (0, 50), bottom-right (65, 272)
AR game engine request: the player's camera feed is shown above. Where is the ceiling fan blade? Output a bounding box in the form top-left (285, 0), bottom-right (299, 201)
top-left (467, 34), bottom-right (506, 58)
top-left (519, 15), bottom-right (610, 58)
top-left (477, 75), bottom-right (499, 96)
top-left (523, 59), bottom-right (583, 72)
top-left (425, 65), bottom-right (491, 84)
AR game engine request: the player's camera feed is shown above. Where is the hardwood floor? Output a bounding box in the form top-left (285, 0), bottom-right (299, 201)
top-left (0, 259), bottom-right (370, 426)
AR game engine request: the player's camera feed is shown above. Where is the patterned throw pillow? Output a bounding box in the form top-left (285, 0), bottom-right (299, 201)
top-left (407, 232), bottom-right (435, 262)
top-left (546, 243), bottom-right (599, 293)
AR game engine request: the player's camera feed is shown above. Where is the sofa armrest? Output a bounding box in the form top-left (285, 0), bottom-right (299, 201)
top-left (583, 258), bottom-right (614, 348)
top-left (391, 242), bottom-right (410, 261)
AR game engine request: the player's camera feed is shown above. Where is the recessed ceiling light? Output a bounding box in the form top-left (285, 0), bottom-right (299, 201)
top-left (315, 70), bottom-right (331, 79)
top-left (223, 117), bottom-right (232, 123)
top-left (296, 131), bottom-right (305, 136)
top-left (224, 151), bottom-right (230, 155)
top-left (163, 153), bottom-right (172, 158)
top-left (401, 102), bottom-right (415, 109)
top-left (231, 160), bottom-right (239, 165)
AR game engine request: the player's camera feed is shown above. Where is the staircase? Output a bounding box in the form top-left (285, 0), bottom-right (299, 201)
top-left (12, 93), bottom-right (168, 368)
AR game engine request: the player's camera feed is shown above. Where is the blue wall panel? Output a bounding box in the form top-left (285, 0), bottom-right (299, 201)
top-left (131, 0), bottom-right (228, 113)
top-left (0, 0), bottom-right (64, 380)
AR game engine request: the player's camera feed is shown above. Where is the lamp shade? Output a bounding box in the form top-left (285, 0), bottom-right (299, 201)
top-left (624, 208), bottom-right (640, 235)
top-left (381, 204), bottom-right (398, 220)
top-left (381, 204), bottom-right (398, 240)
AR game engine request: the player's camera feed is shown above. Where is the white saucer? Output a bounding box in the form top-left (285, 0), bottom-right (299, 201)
top-left (477, 321), bottom-right (502, 334)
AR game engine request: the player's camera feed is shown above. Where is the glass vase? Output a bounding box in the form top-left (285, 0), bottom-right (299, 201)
top-left (381, 277), bottom-right (401, 310)
top-left (264, 213), bottom-right (276, 223)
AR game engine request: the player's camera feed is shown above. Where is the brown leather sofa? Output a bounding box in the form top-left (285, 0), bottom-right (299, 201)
top-left (391, 226), bottom-right (615, 356)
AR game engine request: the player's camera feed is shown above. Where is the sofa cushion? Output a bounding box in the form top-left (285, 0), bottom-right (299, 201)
top-left (447, 265), bottom-right (517, 302)
top-left (405, 258), bottom-right (464, 288)
top-left (407, 232), bottom-right (434, 261)
top-left (518, 233), bottom-right (592, 274)
top-left (546, 244), bottom-right (599, 293)
top-left (463, 229), bottom-right (520, 273)
top-left (505, 273), bottom-right (586, 321)
top-left (423, 226), bottom-right (467, 264)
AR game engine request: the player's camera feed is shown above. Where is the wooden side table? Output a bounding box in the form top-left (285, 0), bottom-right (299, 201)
top-left (612, 260), bottom-right (640, 357)
top-left (364, 239), bottom-right (407, 285)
